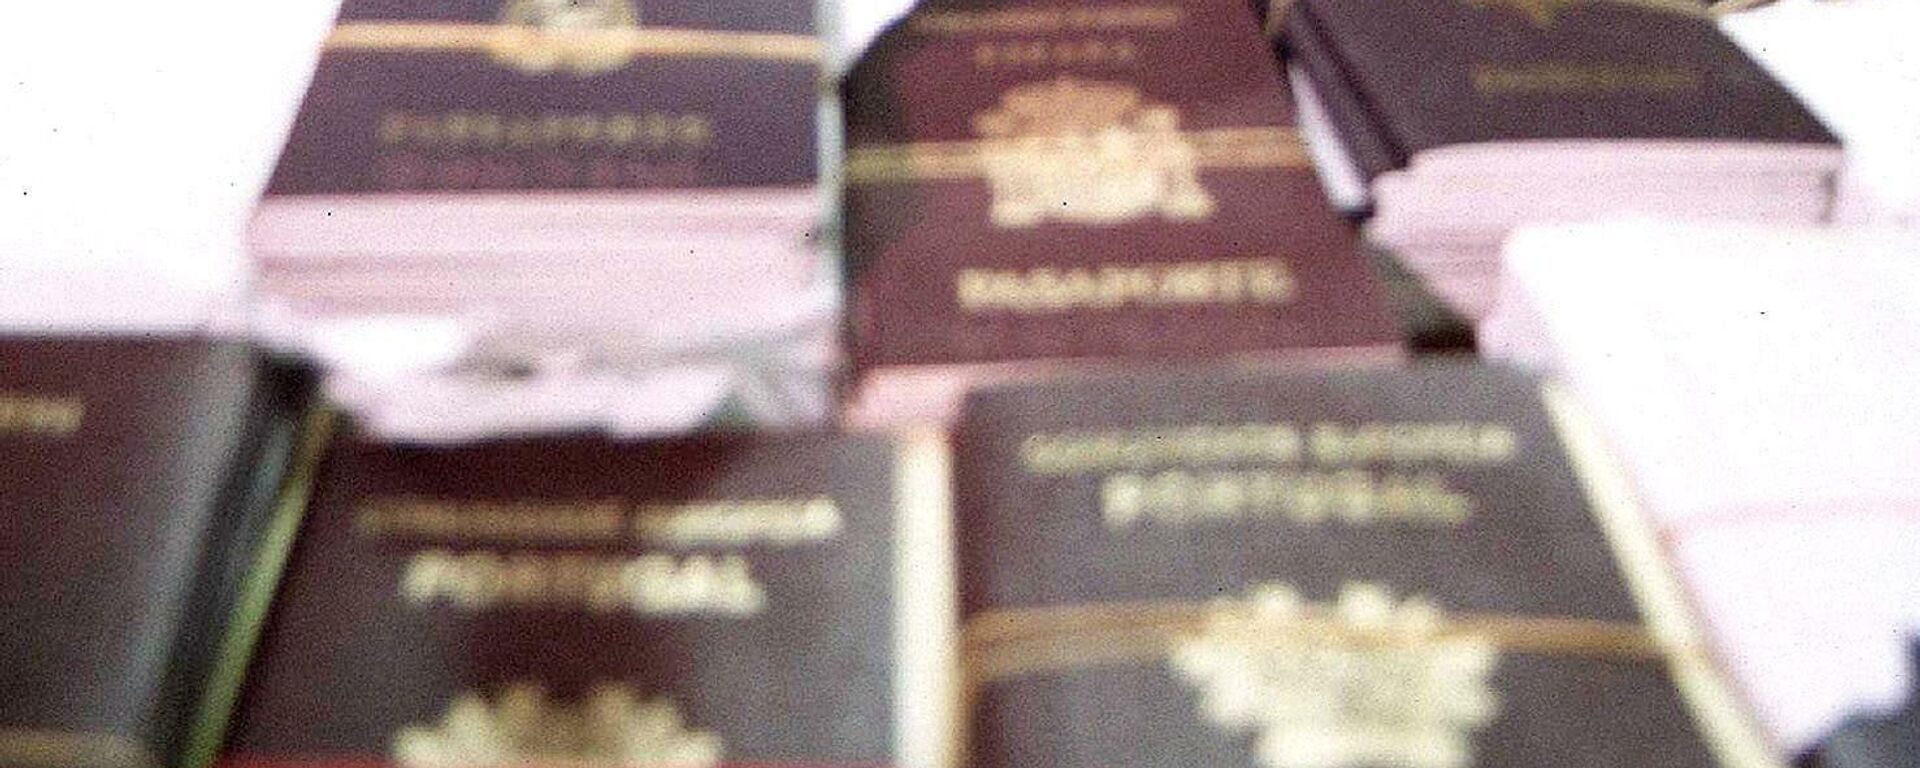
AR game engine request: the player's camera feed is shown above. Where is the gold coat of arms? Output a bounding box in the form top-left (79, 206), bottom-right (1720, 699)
top-left (394, 683), bottom-right (722, 768)
top-left (1170, 583), bottom-right (1501, 768)
top-left (492, 0), bottom-right (642, 75)
top-left (973, 78), bottom-right (1218, 228)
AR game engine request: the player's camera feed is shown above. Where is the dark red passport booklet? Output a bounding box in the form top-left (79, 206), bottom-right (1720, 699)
top-left (842, 0), bottom-right (1399, 407)
top-left (268, 0), bottom-right (817, 198)
top-left (951, 364), bottom-right (1774, 768)
top-left (1290, 0), bottom-right (1835, 169)
top-left (221, 429), bottom-right (948, 768)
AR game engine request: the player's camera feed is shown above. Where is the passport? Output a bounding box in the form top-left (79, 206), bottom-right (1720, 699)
top-left (0, 336), bottom-right (319, 768)
top-left (267, 0), bottom-right (817, 197)
top-left (1278, 0), bottom-right (1841, 324)
top-left (841, 0), bottom-right (1399, 427)
top-left (221, 429), bottom-right (949, 768)
top-left (949, 365), bottom-right (1777, 768)
top-left (1289, 0), bottom-right (1836, 172)
top-left (253, 0), bottom-right (836, 438)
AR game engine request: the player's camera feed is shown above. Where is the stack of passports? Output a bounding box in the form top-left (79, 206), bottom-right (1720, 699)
top-left (1480, 220), bottom-right (1920, 753)
top-left (253, 0), bottom-right (833, 440)
top-left (1280, 0), bottom-right (1840, 322)
top-left (0, 336), bottom-right (317, 768)
top-left (222, 429), bottom-right (946, 768)
top-left (840, 0), bottom-right (1400, 428)
top-left (1718, 0), bottom-right (1920, 227)
top-left (951, 365), bottom-right (1773, 768)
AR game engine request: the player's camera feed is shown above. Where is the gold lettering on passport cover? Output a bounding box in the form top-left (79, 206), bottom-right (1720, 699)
top-left (0, 393), bottom-right (83, 437)
top-left (956, 259), bottom-right (1296, 314)
top-left (1016, 421), bottom-right (1518, 529)
top-left (357, 496), bottom-right (840, 547)
top-left (1102, 469), bottom-right (1472, 529)
top-left (1023, 422), bottom-right (1306, 473)
top-left (634, 498), bottom-right (842, 546)
top-left (1168, 583), bottom-right (1499, 768)
top-left (1307, 422), bottom-right (1517, 465)
top-left (492, 0), bottom-right (642, 75)
top-left (975, 78), bottom-right (1215, 228)
top-left (360, 498), bottom-right (627, 542)
top-left (974, 39), bottom-right (1141, 70)
top-left (1018, 420), bottom-right (1518, 474)
top-left (395, 683), bottom-right (721, 768)
top-left (911, 6), bottom-right (1185, 35)
top-left (401, 551), bottom-right (766, 616)
top-left (380, 111), bottom-right (713, 152)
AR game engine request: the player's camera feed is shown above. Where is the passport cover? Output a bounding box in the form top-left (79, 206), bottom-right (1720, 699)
top-left (0, 337), bottom-right (319, 768)
top-left (222, 430), bottom-right (939, 768)
top-left (842, 0), bottom-right (1397, 372)
top-left (267, 0), bottom-right (818, 197)
top-left (1292, 0), bottom-right (1836, 172)
top-left (951, 365), bottom-right (1775, 768)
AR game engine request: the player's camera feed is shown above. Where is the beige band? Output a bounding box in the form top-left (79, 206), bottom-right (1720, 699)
top-left (963, 600), bottom-right (1663, 687)
top-left (845, 127), bottom-right (1311, 185)
top-left (1462, 0), bottom-right (1718, 21)
top-left (326, 23), bottom-right (822, 63)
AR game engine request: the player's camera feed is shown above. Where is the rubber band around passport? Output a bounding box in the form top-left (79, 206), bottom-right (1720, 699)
top-left (962, 600), bottom-right (1666, 686)
top-left (326, 23), bottom-right (822, 63)
top-left (844, 127), bottom-right (1313, 185)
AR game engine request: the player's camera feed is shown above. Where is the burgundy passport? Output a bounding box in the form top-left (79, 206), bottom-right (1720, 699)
top-left (221, 429), bottom-right (943, 768)
top-left (268, 0), bottom-right (816, 197)
top-left (0, 337), bottom-right (316, 768)
top-left (1287, 0), bottom-right (1836, 173)
top-left (841, 0), bottom-right (1399, 425)
top-left (951, 365), bottom-right (1773, 768)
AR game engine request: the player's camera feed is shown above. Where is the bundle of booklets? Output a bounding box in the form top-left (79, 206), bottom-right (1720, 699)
top-left (6, 344), bottom-right (1789, 768)
top-left (8, 2), bottom-right (1920, 768)
top-left (1481, 219), bottom-right (1920, 754)
top-left (1719, 0), bottom-right (1920, 227)
top-left (839, 0), bottom-right (1400, 427)
top-left (1278, 0), bottom-right (1841, 322)
top-left (251, 0), bottom-right (834, 441)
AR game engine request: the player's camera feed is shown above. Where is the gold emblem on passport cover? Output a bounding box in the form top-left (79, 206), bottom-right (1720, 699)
top-left (973, 78), bottom-right (1217, 229)
top-left (1170, 583), bottom-right (1500, 768)
top-left (493, 0), bottom-right (642, 75)
top-left (394, 683), bottom-right (722, 768)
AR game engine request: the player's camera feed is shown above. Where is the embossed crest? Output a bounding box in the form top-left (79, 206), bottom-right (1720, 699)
top-left (492, 0), bottom-right (642, 75)
top-left (1169, 583), bottom-right (1500, 768)
top-left (972, 78), bottom-right (1216, 228)
top-left (394, 683), bottom-right (722, 768)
